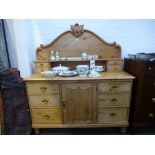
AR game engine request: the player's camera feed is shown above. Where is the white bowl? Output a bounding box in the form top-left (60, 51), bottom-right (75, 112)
top-left (41, 71), bottom-right (57, 77)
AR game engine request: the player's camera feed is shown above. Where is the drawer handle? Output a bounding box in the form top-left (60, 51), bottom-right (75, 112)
top-left (40, 86), bottom-right (47, 92)
top-left (110, 113), bottom-right (117, 117)
top-left (109, 85), bottom-right (118, 91)
top-left (43, 114), bottom-right (50, 119)
top-left (148, 113), bottom-right (154, 118)
top-left (41, 99), bottom-right (49, 104)
top-left (148, 67), bottom-right (152, 70)
top-left (40, 64), bottom-right (44, 67)
top-left (152, 98), bottom-right (155, 103)
top-left (110, 98), bottom-right (117, 103)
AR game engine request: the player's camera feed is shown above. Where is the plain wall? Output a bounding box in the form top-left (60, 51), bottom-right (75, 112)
top-left (4, 19), bottom-right (155, 77)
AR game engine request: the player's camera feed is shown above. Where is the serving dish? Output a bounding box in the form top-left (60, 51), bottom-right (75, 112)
top-left (51, 64), bottom-right (69, 73)
top-left (59, 71), bottom-right (78, 77)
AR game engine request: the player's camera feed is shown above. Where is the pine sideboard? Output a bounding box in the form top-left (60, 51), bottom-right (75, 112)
top-left (25, 72), bottom-right (134, 134)
top-left (24, 24), bottom-right (134, 134)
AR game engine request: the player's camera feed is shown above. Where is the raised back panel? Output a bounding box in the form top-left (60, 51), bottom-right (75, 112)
top-left (36, 24), bottom-right (121, 61)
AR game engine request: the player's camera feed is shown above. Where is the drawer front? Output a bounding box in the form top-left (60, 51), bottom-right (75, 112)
top-left (133, 92), bottom-right (155, 123)
top-left (35, 62), bottom-right (50, 73)
top-left (99, 81), bottom-right (131, 93)
top-left (98, 107), bottom-right (129, 123)
top-left (107, 66), bottom-right (122, 71)
top-left (98, 93), bottom-right (130, 107)
top-left (143, 78), bottom-right (155, 91)
top-left (31, 108), bottom-right (62, 124)
top-left (144, 64), bottom-right (155, 77)
top-left (141, 93), bottom-right (155, 110)
top-left (36, 67), bottom-right (49, 73)
top-left (29, 95), bottom-right (60, 107)
top-left (27, 83), bottom-right (59, 95)
top-left (108, 60), bottom-right (122, 66)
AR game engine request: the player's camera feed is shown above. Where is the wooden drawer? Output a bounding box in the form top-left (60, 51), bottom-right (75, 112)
top-left (35, 62), bottom-right (50, 73)
top-left (31, 108), bottom-right (62, 124)
top-left (107, 60), bottom-right (122, 71)
top-left (108, 60), bottom-right (122, 66)
top-left (36, 67), bottom-right (49, 73)
top-left (26, 83), bottom-right (59, 95)
top-left (98, 93), bottom-right (130, 107)
top-left (29, 95), bottom-right (60, 107)
top-left (107, 66), bottom-right (122, 71)
top-left (98, 81), bottom-right (131, 93)
top-left (98, 107), bottom-right (129, 123)
top-left (143, 78), bottom-right (155, 91)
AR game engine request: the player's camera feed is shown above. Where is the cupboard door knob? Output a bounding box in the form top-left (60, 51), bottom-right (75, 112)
top-left (148, 67), bottom-right (152, 70)
top-left (40, 64), bottom-right (43, 67)
top-left (62, 99), bottom-right (66, 107)
top-left (148, 113), bottom-right (154, 118)
top-left (62, 99), bottom-right (66, 102)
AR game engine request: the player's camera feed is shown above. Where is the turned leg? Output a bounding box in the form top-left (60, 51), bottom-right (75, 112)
top-left (34, 128), bottom-right (41, 135)
top-left (121, 127), bottom-right (127, 134)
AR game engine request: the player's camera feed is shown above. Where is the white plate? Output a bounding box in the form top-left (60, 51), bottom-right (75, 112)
top-left (59, 71), bottom-right (78, 77)
top-left (41, 71), bottom-right (57, 77)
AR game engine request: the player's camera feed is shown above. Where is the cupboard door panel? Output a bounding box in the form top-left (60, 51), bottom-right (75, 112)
top-left (62, 83), bottom-right (94, 123)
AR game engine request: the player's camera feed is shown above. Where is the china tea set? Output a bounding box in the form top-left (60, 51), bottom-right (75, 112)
top-left (41, 63), bottom-right (106, 78)
top-left (42, 51), bottom-right (105, 77)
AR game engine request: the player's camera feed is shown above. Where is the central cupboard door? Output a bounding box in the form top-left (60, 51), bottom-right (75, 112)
top-left (62, 83), bottom-right (96, 124)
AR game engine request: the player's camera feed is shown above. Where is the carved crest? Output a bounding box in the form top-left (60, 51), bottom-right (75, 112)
top-left (70, 23), bottom-right (84, 37)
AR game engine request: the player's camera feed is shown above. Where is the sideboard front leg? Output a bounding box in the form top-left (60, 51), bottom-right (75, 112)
top-left (34, 128), bottom-right (41, 135)
top-left (121, 127), bottom-right (127, 134)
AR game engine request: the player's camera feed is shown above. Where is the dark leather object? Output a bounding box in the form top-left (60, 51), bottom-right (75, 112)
top-left (0, 69), bottom-right (32, 135)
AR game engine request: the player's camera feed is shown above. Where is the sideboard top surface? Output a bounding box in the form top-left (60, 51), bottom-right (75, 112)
top-left (24, 71), bottom-right (135, 82)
